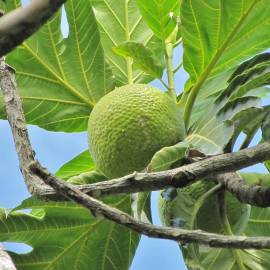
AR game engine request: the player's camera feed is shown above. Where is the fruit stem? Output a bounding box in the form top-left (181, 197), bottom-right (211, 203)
top-left (165, 42), bottom-right (176, 100)
top-left (218, 192), bottom-right (246, 270)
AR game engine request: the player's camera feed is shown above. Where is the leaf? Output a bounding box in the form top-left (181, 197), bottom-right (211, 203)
top-left (181, 0), bottom-right (270, 86)
top-left (91, 0), bottom-right (163, 85)
top-left (55, 150), bottom-right (95, 180)
top-left (262, 112), bottom-right (270, 141)
top-left (159, 182), bottom-right (250, 269)
top-left (217, 96), bottom-right (261, 121)
top-left (179, 172), bottom-right (270, 270)
top-left (132, 192), bottom-right (152, 223)
top-left (186, 116), bottom-right (233, 155)
top-left (0, 0), bottom-right (115, 132)
top-left (136, 0), bottom-right (180, 41)
top-left (0, 197), bottom-right (139, 270)
top-left (113, 42), bottom-right (163, 78)
top-left (55, 150), bottom-right (107, 184)
top-left (67, 171), bottom-right (107, 185)
top-left (232, 107), bottom-right (267, 138)
top-left (187, 53), bottom-right (270, 155)
top-left (147, 141), bottom-right (190, 172)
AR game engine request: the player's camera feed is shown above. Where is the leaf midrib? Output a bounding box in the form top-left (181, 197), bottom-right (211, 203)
top-left (22, 43), bottom-right (94, 108)
top-left (184, 0), bottom-right (259, 124)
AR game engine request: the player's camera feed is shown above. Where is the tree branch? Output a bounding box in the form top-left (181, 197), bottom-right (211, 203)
top-left (217, 172), bottom-right (270, 207)
top-left (35, 142), bottom-right (270, 200)
top-left (3, 56), bottom-right (270, 250)
top-left (27, 161), bottom-right (270, 249)
top-left (0, 58), bottom-right (49, 196)
top-left (0, 245), bottom-right (17, 270)
top-left (0, 0), bottom-right (66, 57)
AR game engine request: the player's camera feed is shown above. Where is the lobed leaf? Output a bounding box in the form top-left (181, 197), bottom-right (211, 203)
top-left (0, 0), bottom-right (114, 132)
top-left (0, 197), bottom-right (139, 270)
top-left (181, 0), bottom-right (270, 86)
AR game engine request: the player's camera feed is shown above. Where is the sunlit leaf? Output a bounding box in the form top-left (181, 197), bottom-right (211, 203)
top-left (91, 0), bottom-right (163, 85)
top-left (0, 1), bottom-right (114, 132)
top-left (136, 0), bottom-right (180, 41)
top-left (56, 150), bottom-right (95, 179)
top-left (181, 0), bottom-right (270, 85)
top-left (113, 42), bottom-right (164, 78)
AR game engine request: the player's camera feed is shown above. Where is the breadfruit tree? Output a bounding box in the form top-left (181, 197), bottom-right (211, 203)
top-left (1, 0), bottom-right (270, 269)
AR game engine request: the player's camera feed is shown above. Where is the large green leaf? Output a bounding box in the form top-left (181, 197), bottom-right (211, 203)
top-left (91, 0), bottom-right (163, 86)
top-left (181, 0), bottom-right (270, 87)
top-left (0, 197), bottom-right (139, 270)
top-left (136, 0), bottom-right (180, 41)
top-left (0, 0), bottom-right (114, 132)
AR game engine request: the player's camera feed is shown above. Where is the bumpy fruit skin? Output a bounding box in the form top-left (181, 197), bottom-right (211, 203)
top-left (88, 84), bottom-right (185, 178)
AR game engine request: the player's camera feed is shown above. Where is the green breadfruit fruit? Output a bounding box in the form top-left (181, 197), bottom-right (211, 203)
top-left (159, 181), bottom-right (250, 234)
top-left (88, 84), bottom-right (185, 178)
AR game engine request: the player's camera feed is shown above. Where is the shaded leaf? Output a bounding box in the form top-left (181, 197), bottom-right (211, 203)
top-left (136, 0), bottom-right (180, 41)
top-left (262, 112), bottom-right (270, 141)
top-left (179, 172), bottom-right (270, 270)
top-left (232, 107), bottom-right (267, 139)
top-left (132, 192), bottom-right (152, 223)
top-left (113, 42), bottom-right (163, 78)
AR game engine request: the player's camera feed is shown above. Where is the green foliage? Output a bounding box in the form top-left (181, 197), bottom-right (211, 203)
top-left (136, 0), bottom-right (180, 41)
top-left (91, 0), bottom-right (164, 86)
top-left (181, 0), bottom-right (270, 84)
top-left (0, 197), bottom-right (139, 270)
top-left (147, 141), bottom-right (190, 172)
top-left (1, 0), bottom-right (270, 269)
top-left (113, 42), bottom-right (164, 78)
top-left (0, 0), bottom-right (114, 132)
top-left (56, 150), bottom-right (96, 180)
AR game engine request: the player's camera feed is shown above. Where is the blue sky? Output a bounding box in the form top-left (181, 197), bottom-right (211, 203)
top-left (1, 1), bottom-right (270, 269)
